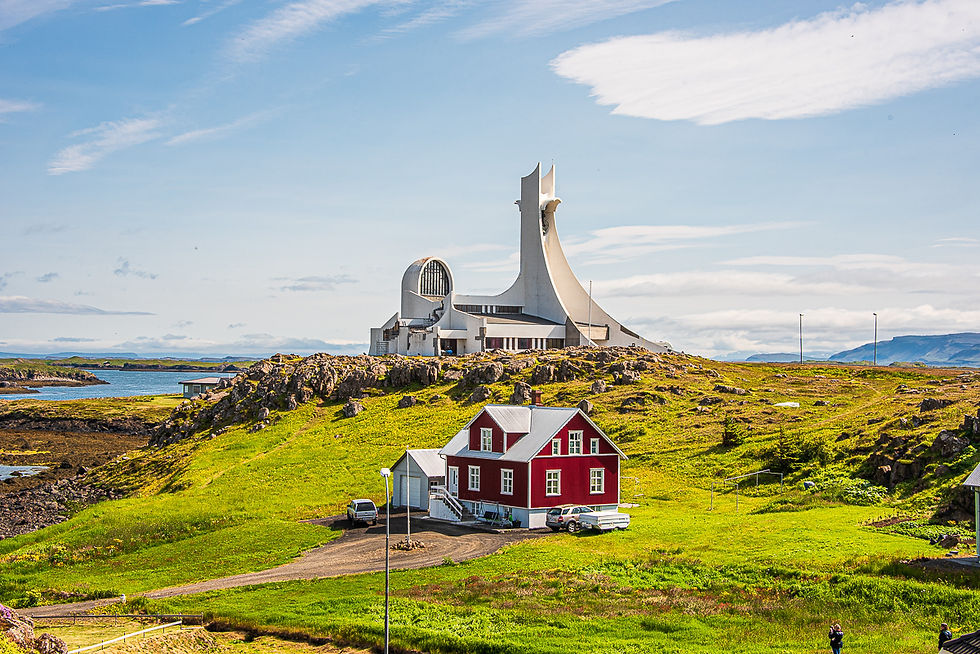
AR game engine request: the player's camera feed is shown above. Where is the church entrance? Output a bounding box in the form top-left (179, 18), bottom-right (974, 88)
top-left (440, 339), bottom-right (459, 356)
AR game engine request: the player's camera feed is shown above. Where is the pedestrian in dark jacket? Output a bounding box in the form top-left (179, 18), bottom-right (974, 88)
top-left (829, 623), bottom-right (844, 654)
top-left (939, 623), bottom-right (953, 650)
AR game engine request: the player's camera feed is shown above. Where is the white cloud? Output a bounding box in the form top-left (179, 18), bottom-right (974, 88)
top-left (225, 0), bottom-right (385, 63)
top-left (596, 270), bottom-right (867, 298)
top-left (166, 111), bottom-right (272, 146)
top-left (182, 0), bottom-right (241, 26)
top-left (48, 116), bottom-right (164, 174)
top-left (0, 296), bottom-right (153, 315)
top-left (0, 98), bottom-right (40, 117)
top-left (551, 0), bottom-right (980, 125)
top-left (460, 0), bottom-right (675, 39)
top-left (275, 274), bottom-right (356, 291)
top-left (0, 0), bottom-right (77, 31)
top-left (563, 222), bottom-right (800, 263)
top-left (114, 258), bottom-right (158, 279)
top-left (933, 236), bottom-right (980, 248)
top-left (379, 0), bottom-right (470, 36)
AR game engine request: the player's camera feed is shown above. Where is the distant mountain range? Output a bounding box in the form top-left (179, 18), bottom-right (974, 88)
top-left (0, 352), bottom-right (254, 362)
top-left (745, 333), bottom-right (980, 367)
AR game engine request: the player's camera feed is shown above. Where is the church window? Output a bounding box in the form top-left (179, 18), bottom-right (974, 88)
top-left (420, 260), bottom-right (451, 297)
top-left (517, 338), bottom-right (532, 350)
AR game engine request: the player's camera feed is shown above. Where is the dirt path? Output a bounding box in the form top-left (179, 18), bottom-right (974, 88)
top-left (22, 516), bottom-right (544, 617)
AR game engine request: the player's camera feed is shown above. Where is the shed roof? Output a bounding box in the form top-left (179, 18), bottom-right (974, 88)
top-left (439, 405), bottom-right (626, 463)
top-left (404, 449), bottom-right (445, 478)
top-left (180, 377), bottom-right (223, 385)
top-left (941, 629), bottom-right (980, 654)
top-left (963, 462), bottom-right (980, 488)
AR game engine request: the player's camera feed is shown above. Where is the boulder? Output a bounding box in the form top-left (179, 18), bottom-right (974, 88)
top-left (1, 604), bottom-right (67, 654)
top-left (510, 382), bottom-right (532, 406)
top-left (397, 395), bottom-right (418, 409)
top-left (530, 365), bottom-right (555, 385)
top-left (577, 399), bottom-right (594, 415)
top-left (919, 397), bottom-right (954, 412)
top-left (713, 384), bottom-right (748, 396)
top-left (463, 362), bottom-right (504, 386)
top-left (698, 396), bottom-right (724, 406)
top-left (613, 370), bottom-right (641, 385)
top-left (555, 359), bottom-right (580, 382)
top-left (931, 430), bottom-right (970, 457)
top-left (590, 380), bottom-right (607, 394)
top-left (469, 385), bottom-right (493, 403)
top-left (939, 534), bottom-right (961, 549)
top-left (342, 399), bottom-right (364, 418)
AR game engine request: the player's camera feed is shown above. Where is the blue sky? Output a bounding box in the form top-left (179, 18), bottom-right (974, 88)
top-left (1, 0), bottom-right (979, 358)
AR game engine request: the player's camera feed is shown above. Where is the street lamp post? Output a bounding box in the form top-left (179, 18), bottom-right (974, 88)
top-left (799, 314), bottom-right (804, 364)
top-left (873, 313), bottom-right (878, 366)
top-left (379, 467), bottom-right (391, 654)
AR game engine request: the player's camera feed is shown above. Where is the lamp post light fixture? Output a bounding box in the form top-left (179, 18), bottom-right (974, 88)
top-left (873, 312), bottom-right (878, 366)
top-left (379, 467), bottom-right (391, 654)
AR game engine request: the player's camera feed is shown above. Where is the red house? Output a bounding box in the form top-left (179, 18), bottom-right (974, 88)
top-left (433, 403), bottom-right (626, 528)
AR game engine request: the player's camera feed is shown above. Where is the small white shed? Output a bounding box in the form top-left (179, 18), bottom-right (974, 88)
top-left (962, 463), bottom-right (980, 557)
top-left (390, 449), bottom-right (445, 511)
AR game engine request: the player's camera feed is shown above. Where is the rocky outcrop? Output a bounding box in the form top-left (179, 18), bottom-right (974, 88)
top-left (590, 380), bottom-right (607, 394)
top-left (714, 384), bottom-right (749, 396)
top-left (1, 605), bottom-right (67, 654)
top-left (931, 430), bottom-right (969, 457)
top-left (613, 370), bottom-right (641, 385)
top-left (530, 365), bottom-right (554, 385)
top-left (387, 360), bottom-right (441, 387)
top-left (397, 395), bottom-right (418, 409)
top-left (462, 362), bottom-right (504, 386)
top-left (469, 386), bottom-right (493, 403)
top-left (0, 476), bottom-right (120, 540)
top-left (510, 382), bottom-right (532, 406)
top-left (919, 397), bottom-right (954, 412)
top-left (342, 400), bottom-right (364, 418)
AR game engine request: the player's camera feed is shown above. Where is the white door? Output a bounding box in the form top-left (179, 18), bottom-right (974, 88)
top-left (448, 466), bottom-right (459, 496)
top-left (408, 477), bottom-right (422, 507)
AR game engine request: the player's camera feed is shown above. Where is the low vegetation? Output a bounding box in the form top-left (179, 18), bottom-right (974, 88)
top-left (1, 348), bottom-right (979, 652)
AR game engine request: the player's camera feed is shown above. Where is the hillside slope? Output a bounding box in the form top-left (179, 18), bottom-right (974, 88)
top-left (830, 332), bottom-right (980, 367)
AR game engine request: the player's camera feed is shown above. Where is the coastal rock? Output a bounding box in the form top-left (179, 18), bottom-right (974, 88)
top-left (0, 477), bottom-right (120, 540)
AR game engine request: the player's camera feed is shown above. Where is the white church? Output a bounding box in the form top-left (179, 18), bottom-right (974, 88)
top-left (369, 164), bottom-right (670, 357)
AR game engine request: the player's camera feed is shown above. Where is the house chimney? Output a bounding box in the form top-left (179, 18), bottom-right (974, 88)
top-left (530, 390), bottom-right (543, 406)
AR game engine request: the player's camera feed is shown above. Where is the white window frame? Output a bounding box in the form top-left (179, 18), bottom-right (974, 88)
top-left (590, 468), bottom-right (604, 494)
top-left (480, 427), bottom-right (493, 452)
top-left (551, 438), bottom-right (561, 456)
top-left (468, 465), bottom-right (480, 491)
top-left (501, 468), bottom-right (513, 495)
top-left (545, 469), bottom-right (561, 496)
top-left (568, 430), bottom-right (583, 455)
top-left (590, 438), bottom-right (599, 455)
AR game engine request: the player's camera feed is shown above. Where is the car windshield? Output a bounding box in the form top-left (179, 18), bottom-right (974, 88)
top-left (579, 507), bottom-right (594, 513)
top-left (547, 508), bottom-right (562, 516)
top-left (355, 502), bottom-right (375, 512)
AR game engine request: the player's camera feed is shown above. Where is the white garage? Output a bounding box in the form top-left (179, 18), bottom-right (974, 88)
top-left (390, 449), bottom-right (444, 511)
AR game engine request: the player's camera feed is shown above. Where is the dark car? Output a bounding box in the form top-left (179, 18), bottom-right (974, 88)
top-left (346, 499), bottom-right (378, 525)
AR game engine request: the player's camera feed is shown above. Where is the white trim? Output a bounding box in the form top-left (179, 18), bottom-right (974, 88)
top-left (468, 465), bottom-right (480, 491)
top-left (590, 438), bottom-right (599, 455)
top-left (551, 438), bottom-right (560, 456)
top-left (448, 465), bottom-right (459, 496)
top-left (568, 430), bottom-right (583, 455)
top-left (590, 467), bottom-right (604, 494)
top-left (480, 427), bottom-right (493, 452)
top-left (545, 469), bottom-right (561, 496)
top-left (501, 468), bottom-right (514, 495)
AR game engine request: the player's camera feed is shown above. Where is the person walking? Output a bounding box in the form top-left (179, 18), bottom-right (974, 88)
top-left (828, 623), bottom-right (844, 654)
top-left (939, 623), bottom-right (953, 650)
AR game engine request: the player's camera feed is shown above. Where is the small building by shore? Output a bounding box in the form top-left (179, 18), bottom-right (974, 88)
top-left (180, 377), bottom-right (223, 399)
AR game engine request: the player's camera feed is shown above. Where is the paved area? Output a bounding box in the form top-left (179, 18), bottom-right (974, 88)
top-left (22, 515), bottom-right (545, 617)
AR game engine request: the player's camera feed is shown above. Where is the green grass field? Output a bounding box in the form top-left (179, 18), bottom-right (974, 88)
top-left (2, 354), bottom-right (979, 652)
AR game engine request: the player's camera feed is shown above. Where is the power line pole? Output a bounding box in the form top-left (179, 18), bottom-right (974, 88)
top-left (799, 313), bottom-right (804, 364)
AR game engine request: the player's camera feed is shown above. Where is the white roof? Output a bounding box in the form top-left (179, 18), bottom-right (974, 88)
top-left (180, 377), bottom-right (223, 385)
top-left (963, 462), bottom-right (980, 488)
top-left (392, 449), bottom-right (445, 478)
top-left (439, 405), bottom-right (626, 463)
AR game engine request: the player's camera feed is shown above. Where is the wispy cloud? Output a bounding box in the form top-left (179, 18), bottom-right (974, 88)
top-left (379, 0), bottom-right (470, 37)
top-left (166, 110), bottom-right (272, 146)
top-left (173, 320), bottom-right (193, 328)
top-left (228, 322), bottom-right (246, 329)
top-left (0, 0), bottom-right (78, 32)
top-left (275, 274), bottom-right (356, 291)
top-left (933, 236), bottom-right (979, 248)
top-left (225, 0), bottom-right (385, 63)
top-left (23, 223), bottom-right (67, 236)
top-left (563, 222), bottom-right (800, 263)
top-left (114, 258), bottom-right (158, 279)
top-left (0, 296), bottom-right (153, 315)
top-left (597, 270), bottom-right (867, 298)
top-left (0, 272), bottom-right (20, 291)
top-left (460, 0), bottom-right (675, 39)
top-left (36, 272), bottom-right (59, 283)
top-left (183, 0), bottom-right (241, 26)
top-left (48, 116), bottom-right (164, 174)
top-left (0, 98), bottom-right (40, 118)
top-left (95, 0), bottom-right (180, 11)
top-left (552, 0), bottom-right (980, 125)
top-left (52, 336), bottom-right (97, 342)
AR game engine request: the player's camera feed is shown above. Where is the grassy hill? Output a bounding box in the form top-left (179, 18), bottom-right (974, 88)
top-left (2, 348), bottom-right (979, 652)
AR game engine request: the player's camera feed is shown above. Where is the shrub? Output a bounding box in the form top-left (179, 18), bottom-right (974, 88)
top-left (721, 416), bottom-right (745, 447)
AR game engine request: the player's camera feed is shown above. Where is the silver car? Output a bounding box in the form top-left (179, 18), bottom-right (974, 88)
top-left (546, 504), bottom-right (594, 533)
top-left (346, 499), bottom-right (378, 525)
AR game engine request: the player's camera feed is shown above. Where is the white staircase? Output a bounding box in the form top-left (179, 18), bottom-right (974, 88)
top-left (428, 486), bottom-right (470, 522)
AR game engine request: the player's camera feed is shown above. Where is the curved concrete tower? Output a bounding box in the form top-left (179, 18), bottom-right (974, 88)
top-left (369, 164), bottom-right (670, 356)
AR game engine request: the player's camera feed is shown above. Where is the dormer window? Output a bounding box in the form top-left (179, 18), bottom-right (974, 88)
top-left (480, 427), bottom-right (493, 452)
top-left (568, 430), bottom-right (583, 455)
top-left (551, 438), bottom-right (560, 456)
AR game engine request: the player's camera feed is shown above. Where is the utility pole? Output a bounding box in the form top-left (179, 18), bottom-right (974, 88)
top-left (587, 280), bottom-right (594, 346)
top-left (873, 312), bottom-right (878, 366)
top-left (799, 313), bottom-right (804, 364)
top-left (405, 448), bottom-right (411, 548)
top-left (379, 468), bottom-right (391, 654)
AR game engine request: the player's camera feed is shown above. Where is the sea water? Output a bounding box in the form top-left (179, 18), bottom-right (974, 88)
top-left (0, 464), bottom-right (48, 481)
top-left (0, 369), bottom-right (238, 401)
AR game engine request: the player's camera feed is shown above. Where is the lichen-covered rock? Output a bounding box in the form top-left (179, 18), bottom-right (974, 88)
top-left (613, 370), bottom-right (641, 385)
top-left (1, 604), bottom-right (67, 654)
top-left (714, 384), bottom-right (749, 396)
top-left (397, 395), bottom-right (418, 409)
top-left (590, 379), bottom-right (607, 394)
top-left (342, 399), bottom-right (364, 418)
top-left (469, 385), bottom-right (493, 403)
top-left (931, 430), bottom-right (969, 457)
top-left (919, 397), bottom-right (954, 412)
top-left (462, 362), bottom-right (504, 386)
top-left (510, 382), bottom-right (532, 405)
top-left (530, 365), bottom-right (554, 385)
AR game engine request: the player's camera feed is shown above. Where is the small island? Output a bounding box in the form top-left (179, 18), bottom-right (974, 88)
top-left (0, 359), bottom-right (107, 395)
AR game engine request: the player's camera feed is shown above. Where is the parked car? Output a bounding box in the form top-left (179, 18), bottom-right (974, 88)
top-left (545, 504), bottom-right (594, 533)
top-left (578, 509), bottom-right (630, 532)
top-left (346, 499), bottom-right (378, 525)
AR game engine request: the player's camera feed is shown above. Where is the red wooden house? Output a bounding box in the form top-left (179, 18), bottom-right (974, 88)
top-left (433, 403), bottom-right (626, 528)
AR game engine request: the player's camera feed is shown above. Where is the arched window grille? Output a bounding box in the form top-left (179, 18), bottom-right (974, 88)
top-left (420, 260), bottom-right (450, 297)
